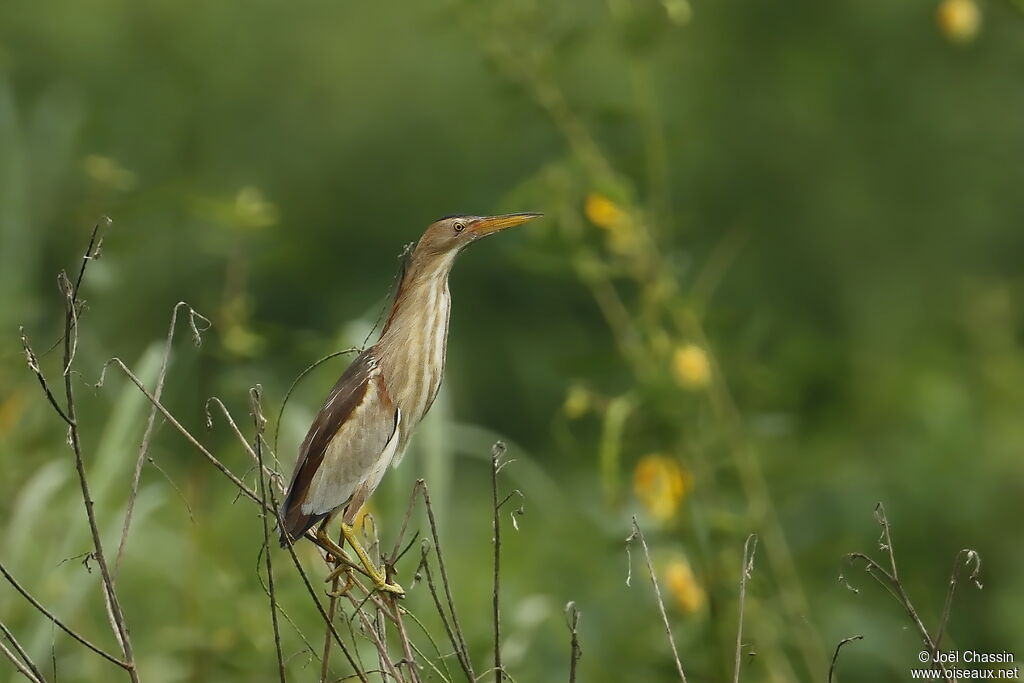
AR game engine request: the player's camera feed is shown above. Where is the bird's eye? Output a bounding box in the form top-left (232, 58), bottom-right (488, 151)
top-left (453, 221), bottom-right (466, 233)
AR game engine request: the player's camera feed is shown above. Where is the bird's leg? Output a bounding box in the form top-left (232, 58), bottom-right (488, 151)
top-left (314, 525), bottom-right (362, 572)
top-left (326, 566), bottom-right (356, 598)
top-left (341, 523), bottom-right (405, 597)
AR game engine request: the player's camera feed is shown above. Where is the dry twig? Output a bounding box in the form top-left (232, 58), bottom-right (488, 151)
top-left (827, 635), bottom-right (863, 683)
top-left (490, 442), bottom-right (507, 683)
top-left (0, 620), bottom-right (46, 683)
top-left (564, 602), bottom-right (581, 683)
top-left (841, 504), bottom-right (983, 683)
top-left (733, 534), bottom-right (758, 683)
top-left (114, 301), bottom-right (210, 580)
top-left (626, 516), bottom-right (688, 683)
top-left (252, 387), bottom-right (288, 682)
top-left (20, 218), bottom-right (140, 682)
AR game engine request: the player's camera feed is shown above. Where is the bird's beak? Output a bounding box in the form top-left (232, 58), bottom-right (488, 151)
top-left (469, 212), bottom-right (543, 236)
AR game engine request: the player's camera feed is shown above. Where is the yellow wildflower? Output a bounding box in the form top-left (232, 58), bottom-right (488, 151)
top-left (672, 344), bottom-right (711, 390)
top-left (584, 193), bottom-right (637, 255)
top-left (937, 0), bottom-right (981, 44)
top-left (664, 557), bottom-right (706, 613)
top-left (633, 454), bottom-right (693, 521)
top-left (584, 193), bottom-right (625, 229)
top-left (563, 384), bottom-right (591, 419)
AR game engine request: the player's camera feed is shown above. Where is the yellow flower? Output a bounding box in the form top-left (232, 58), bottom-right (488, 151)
top-left (563, 384), bottom-right (591, 419)
top-left (584, 193), bottom-right (637, 255)
top-left (633, 454), bottom-right (693, 521)
top-left (672, 344), bottom-right (711, 390)
top-left (937, 0), bottom-right (981, 44)
top-left (664, 557), bottom-right (706, 614)
top-left (584, 193), bottom-right (625, 229)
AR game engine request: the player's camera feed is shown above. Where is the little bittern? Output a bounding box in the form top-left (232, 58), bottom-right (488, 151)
top-left (279, 212), bottom-right (542, 595)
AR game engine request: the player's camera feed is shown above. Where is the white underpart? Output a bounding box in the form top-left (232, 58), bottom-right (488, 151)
top-left (368, 408), bottom-right (402, 490)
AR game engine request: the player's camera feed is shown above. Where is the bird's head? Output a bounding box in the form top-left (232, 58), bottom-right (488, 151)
top-left (415, 213), bottom-right (543, 259)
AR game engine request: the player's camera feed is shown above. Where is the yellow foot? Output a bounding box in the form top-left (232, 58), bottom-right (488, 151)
top-left (341, 523), bottom-right (405, 597)
top-left (374, 578), bottom-right (406, 597)
top-left (326, 570), bottom-right (356, 598)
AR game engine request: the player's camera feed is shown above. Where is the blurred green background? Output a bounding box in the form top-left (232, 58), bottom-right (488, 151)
top-left (1, 0), bottom-right (1023, 681)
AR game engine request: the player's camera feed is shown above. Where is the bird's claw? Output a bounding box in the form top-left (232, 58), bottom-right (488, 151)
top-left (375, 579), bottom-right (405, 598)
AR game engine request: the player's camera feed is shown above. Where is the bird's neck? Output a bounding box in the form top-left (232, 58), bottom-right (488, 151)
top-left (379, 251), bottom-right (455, 338)
top-left (375, 252), bottom-right (454, 432)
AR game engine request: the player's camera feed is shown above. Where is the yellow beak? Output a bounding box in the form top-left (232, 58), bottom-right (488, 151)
top-left (469, 212), bottom-right (543, 236)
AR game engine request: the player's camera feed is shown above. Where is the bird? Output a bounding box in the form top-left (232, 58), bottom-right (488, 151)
top-left (278, 212), bottom-right (542, 595)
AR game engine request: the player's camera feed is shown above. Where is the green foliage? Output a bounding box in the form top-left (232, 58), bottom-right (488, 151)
top-left (2, 0), bottom-right (1023, 681)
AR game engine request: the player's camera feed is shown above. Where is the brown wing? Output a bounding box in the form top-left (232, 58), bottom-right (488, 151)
top-left (278, 348), bottom-right (395, 545)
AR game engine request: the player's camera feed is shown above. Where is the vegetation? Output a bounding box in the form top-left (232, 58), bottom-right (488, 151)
top-left (1, 0), bottom-right (1022, 681)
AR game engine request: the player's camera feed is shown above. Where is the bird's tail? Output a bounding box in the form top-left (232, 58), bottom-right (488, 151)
top-left (277, 496), bottom-right (326, 548)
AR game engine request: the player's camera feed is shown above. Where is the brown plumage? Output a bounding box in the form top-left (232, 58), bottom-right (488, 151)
top-left (279, 212), bottom-right (541, 547)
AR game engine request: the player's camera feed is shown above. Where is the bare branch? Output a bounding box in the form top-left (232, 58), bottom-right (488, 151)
top-left (414, 545), bottom-right (473, 682)
top-left (421, 483), bottom-right (472, 678)
top-left (490, 442), bottom-right (506, 683)
top-left (114, 301), bottom-right (211, 581)
top-left (842, 505), bottom-right (957, 683)
top-left (252, 387), bottom-right (287, 682)
top-left (98, 357), bottom-right (263, 507)
top-left (0, 562), bottom-right (129, 669)
top-left (344, 595), bottom-right (404, 683)
top-left (55, 219), bottom-right (138, 682)
top-left (934, 549), bottom-right (983, 654)
top-left (206, 396), bottom-right (283, 491)
top-left (388, 599), bottom-right (421, 683)
top-left (626, 517), bottom-right (688, 683)
top-left (0, 620), bottom-right (46, 683)
top-left (397, 607), bottom-right (453, 683)
top-left (265, 489), bottom-right (368, 681)
top-left (827, 635), bottom-right (863, 683)
top-left (323, 528), bottom-right (346, 683)
top-left (733, 534), bottom-right (758, 683)
top-left (564, 602), bottom-right (581, 683)
top-left (386, 481), bottom-right (427, 567)
top-left (19, 328), bottom-right (72, 426)
top-left (0, 638), bottom-right (42, 683)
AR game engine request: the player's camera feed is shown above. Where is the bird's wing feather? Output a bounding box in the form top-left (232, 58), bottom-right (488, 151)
top-left (278, 348), bottom-right (396, 544)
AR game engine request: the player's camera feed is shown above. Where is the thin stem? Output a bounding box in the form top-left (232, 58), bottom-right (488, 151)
top-left (732, 534), bottom-right (758, 683)
top-left (57, 219), bottom-right (138, 682)
top-left (0, 562), bottom-right (129, 669)
top-left (99, 358), bottom-right (263, 508)
top-left (415, 547), bottom-right (473, 682)
top-left (0, 638), bottom-right (42, 683)
top-left (490, 443), bottom-right (506, 683)
top-left (322, 528), bottom-right (346, 683)
top-left (827, 635), bottom-right (863, 683)
top-left (253, 387), bottom-right (287, 683)
top-left (934, 549), bottom-right (982, 655)
top-left (115, 302), bottom-right (210, 581)
top-left (419, 482), bottom-right (475, 680)
top-left (564, 603), bottom-right (581, 683)
top-left (0, 620), bottom-right (46, 683)
top-left (627, 517), bottom-right (688, 683)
